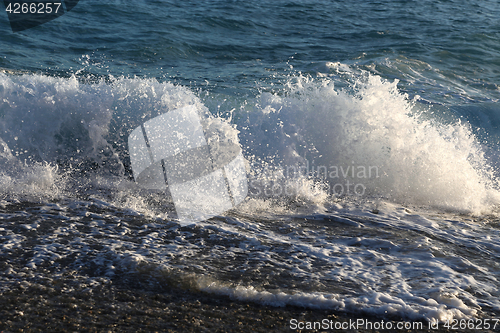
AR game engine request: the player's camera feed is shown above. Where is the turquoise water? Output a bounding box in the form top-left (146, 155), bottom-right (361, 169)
top-left (1, 0), bottom-right (500, 324)
top-left (2, 1), bottom-right (499, 95)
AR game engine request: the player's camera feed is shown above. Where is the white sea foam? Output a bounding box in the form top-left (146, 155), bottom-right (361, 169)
top-left (197, 280), bottom-right (478, 322)
top-left (238, 72), bottom-right (500, 214)
top-left (1, 71), bottom-right (500, 323)
top-left (1, 71), bottom-right (499, 212)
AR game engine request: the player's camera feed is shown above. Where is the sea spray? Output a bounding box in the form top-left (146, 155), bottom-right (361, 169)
top-left (237, 73), bottom-right (500, 213)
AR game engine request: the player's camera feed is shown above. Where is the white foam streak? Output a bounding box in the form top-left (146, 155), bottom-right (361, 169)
top-left (197, 279), bottom-right (477, 322)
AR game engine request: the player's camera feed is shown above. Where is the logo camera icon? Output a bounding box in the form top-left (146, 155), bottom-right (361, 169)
top-left (128, 105), bottom-right (248, 225)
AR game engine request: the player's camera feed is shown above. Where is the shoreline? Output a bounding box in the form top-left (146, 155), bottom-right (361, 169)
top-left (0, 278), bottom-right (496, 333)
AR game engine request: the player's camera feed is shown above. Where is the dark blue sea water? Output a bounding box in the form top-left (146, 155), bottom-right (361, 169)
top-left (1, 0), bottom-right (500, 324)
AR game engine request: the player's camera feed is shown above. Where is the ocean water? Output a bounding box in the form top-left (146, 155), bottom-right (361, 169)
top-left (1, 0), bottom-right (500, 324)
